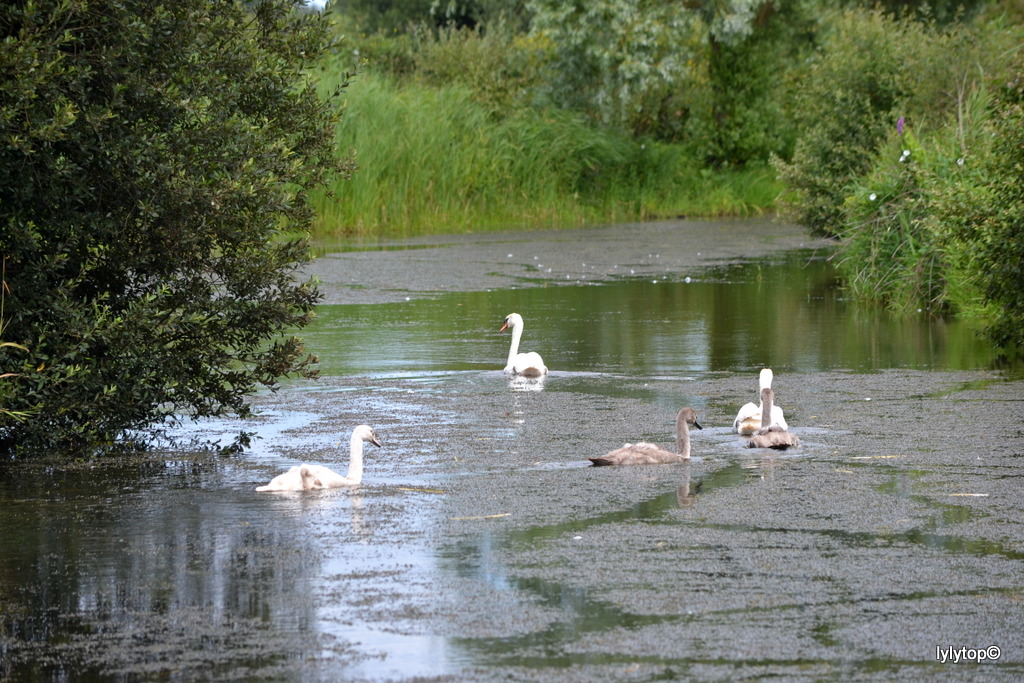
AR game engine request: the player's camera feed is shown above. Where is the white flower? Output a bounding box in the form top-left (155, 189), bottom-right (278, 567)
top-left (869, 193), bottom-right (877, 201)
top-left (957, 157), bottom-right (965, 166)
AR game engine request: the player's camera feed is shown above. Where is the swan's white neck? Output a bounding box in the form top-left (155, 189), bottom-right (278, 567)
top-left (346, 431), bottom-right (365, 484)
top-left (506, 323), bottom-right (524, 370)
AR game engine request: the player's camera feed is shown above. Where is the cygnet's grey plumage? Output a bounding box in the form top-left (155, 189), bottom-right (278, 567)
top-left (590, 407), bottom-right (702, 466)
top-left (747, 388), bottom-right (800, 450)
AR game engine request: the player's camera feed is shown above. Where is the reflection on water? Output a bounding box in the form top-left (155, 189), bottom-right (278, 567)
top-left (507, 373), bottom-right (547, 392)
top-left (0, 465), bottom-right (329, 677)
top-left (0, 456), bottom-right (447, 681)
top-left (304, 251), bottom-right (999, 378)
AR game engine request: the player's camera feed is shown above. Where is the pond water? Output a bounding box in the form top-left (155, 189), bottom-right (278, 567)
top-left (2, 224), bottom-right (1022, 682)
top-left (304, 250), bottom-right (999, 379)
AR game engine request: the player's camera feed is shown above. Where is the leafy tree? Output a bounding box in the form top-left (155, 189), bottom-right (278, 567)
top-left (0, 0), bottom-right (352, 455)
top-left (772, 9), bottom-right (920, 235)
top-left (525, 0), bottom-right (807, 157)
top-left (526, 0), bottom-right (701, 134)
top-left (695, 0), bottom-right (818, 165)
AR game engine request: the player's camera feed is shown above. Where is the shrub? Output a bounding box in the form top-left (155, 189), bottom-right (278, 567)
top-left (930, 61), bottom-right (1024, 349)
top-left (0, 0), bottom-right (349, 455)
top-left (688, 2), bottom-right (816, 166)
top-left (411, 19), bottom-right (547, 118)
top-left (775, 8), bottom-right (1015, 238)
top-left (833, 127), bottom-right (943, 311)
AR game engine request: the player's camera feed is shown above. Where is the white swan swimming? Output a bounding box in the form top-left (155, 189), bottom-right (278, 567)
top-left (500, 312), bottom-right (548, 377)
top-left (255, 425), bottom-right (382, 491)
top-left (733, 368), bottom-right (788, 435)
top-left (590, 407), bottom-right (702, 466)
top-left (747, 387), bottom-right (800, 450)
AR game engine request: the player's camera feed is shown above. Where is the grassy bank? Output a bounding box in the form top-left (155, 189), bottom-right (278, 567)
top-left (310, 71), bottom-right (781, 239)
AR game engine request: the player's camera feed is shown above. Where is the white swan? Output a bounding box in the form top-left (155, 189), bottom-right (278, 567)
top-left (500, 312), bottom-right (548, 377)
top-left (590, 407), bottom-right (702, 466)
top-left (733, 368), bottom-right (788, 435)
top-left (747, 387), bottom-right (800, 450)
top-left (255, 425), bottom-right (382, 491)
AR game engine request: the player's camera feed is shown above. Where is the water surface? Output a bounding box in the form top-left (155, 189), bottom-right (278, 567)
top-left (306, 250), bottom-right (998, 378)
top-left (2, 223), bottom-right (1022, 681)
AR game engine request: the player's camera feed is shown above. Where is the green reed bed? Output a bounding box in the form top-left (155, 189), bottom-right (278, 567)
top-left (310, 71), bottom-right (780, 238)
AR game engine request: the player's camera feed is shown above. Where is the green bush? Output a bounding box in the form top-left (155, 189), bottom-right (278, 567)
top-left (526, 0), bottom-right (701, 135)
top-left (818, 10), bottom-right (1023, 349)
top-left (688, 2), bottom-right (816, 165)
top-left (334, 0), bottom-right (437, 34)
top-left (833, 128), bottom-right (943, 311)
top-left (930, 62), bottom-right (1024, 350)
top-left (0, 0), bottom-right (348, 455)
top-left (774, 9), bottom-right (1012, 238)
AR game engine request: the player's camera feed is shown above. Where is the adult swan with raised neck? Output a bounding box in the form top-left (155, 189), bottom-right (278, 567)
top-left (256, 425), bottom-right (383, 491)
top-left (733, 368), bottom-right (788, 435)
top-left (500, 312), bottom-right (548, 377)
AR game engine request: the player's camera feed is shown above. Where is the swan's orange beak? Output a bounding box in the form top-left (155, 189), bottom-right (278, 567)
top-left (499, 322), bottom-right (509, 332)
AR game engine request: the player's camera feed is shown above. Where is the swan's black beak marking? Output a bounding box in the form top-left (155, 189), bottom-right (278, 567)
top-left (371, 436), bottom-right (382, 448)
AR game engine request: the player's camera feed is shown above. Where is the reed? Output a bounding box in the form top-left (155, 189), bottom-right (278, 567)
top-left (310, 70), bottom-right (780, 238)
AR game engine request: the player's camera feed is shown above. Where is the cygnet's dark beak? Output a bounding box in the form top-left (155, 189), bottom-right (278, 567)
top-left (693, 419), bottom-right (703, 430)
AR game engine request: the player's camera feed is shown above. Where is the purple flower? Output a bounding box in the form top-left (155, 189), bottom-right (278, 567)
top-left (897, 116), bottom-right (905, 135)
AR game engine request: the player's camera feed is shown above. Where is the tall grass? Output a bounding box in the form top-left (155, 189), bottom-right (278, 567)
top-left (310, 70), bottom-right (780, 238)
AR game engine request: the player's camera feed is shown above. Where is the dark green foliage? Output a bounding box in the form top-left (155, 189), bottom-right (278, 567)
top-left (337, 0), bottom-right (438, 33)
top-left (412, 19), bottom-right (543, 118)
top-left (931, 63), bottom-right (1024, 349)
top-left (0, 0), bottom-right (352, 455)
top-left (695, 2), bottom-right (816, 165)
top-left (771, 7), bottom-right (1007, 237)
top-left (975, 82), bottom-right (1024, 350)
top-left (772, 9), bottom-right (914, 236)
top-left (337, 0), bottom-right (527, 33)
top-left (787, 7), bottom-right (1022, 348)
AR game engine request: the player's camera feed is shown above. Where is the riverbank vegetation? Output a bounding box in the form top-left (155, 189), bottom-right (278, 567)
top-left (315, 0), bottom-right (1023, 349)
top-left (311, 72), bottom-right (781, 233)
